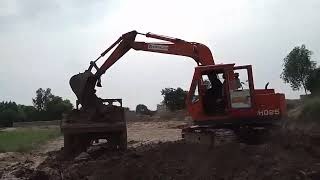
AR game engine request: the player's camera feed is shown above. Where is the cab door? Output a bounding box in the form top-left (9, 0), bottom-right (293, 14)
top-left (229, 66), bottom-right (255, 110)
top-left (186, 70), bottom-right (204, 119)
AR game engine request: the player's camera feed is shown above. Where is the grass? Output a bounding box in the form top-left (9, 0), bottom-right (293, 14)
top-left (0, 127), bottom-right (61, 153)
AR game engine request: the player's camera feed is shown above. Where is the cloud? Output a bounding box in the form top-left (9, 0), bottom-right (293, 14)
top-left (0, 0), bottom-right (320, 109)
top-left (0, 0), bottom-right (119, 32)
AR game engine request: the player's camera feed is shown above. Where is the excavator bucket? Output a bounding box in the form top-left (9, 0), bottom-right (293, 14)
top-left (69, 70), bottom-right (94, 103)
top-left (64, 71), bottom-right (128, 156)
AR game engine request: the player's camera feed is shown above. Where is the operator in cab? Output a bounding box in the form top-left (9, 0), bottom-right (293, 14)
top-left (234, 73), bottom-right (242, 90)
top-left (203, 72), bottom-right (224, 114)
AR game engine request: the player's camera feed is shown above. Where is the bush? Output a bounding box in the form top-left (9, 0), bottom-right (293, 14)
top-left (135, 104), bottom-right (156, 116)
top-left (136, 104), bottom-right (149, 114)
top-left (0, 102), bottom-right (21, 127)
top-left (18, 105), bottom-right (37, 121)
top-left (299, 98), bottom-right (320, 123)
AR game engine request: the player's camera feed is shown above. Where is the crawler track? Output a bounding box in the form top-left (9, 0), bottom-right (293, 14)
top-left (182, 125), bottom-right (272, 146)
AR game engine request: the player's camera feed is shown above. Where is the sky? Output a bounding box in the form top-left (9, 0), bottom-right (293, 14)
top-left (0, 0), bottom-right (319, 110)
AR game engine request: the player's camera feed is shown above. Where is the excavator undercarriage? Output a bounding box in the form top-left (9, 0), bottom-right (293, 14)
top-left (181, 124), bottom-right (276, 147)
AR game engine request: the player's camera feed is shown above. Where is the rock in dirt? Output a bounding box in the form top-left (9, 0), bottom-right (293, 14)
top-left (86, 146), bottom-right (106, 158)
top-left (30, 167), bottom-right (61, 180)
top-left (74, 152), bottom-right (90, 162)
top-left (1, 163), bottom-right (34, 180)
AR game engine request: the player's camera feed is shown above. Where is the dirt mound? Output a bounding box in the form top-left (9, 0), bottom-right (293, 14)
top-left (2, 120), bottom-right (320, 180)
top-left (27, 131), bottom-right (320, 180)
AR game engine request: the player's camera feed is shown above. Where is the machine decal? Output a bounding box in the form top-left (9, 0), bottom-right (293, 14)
top-left (148, 44), bottom-right (169, 51)
top-left (257, 109), bottom-right (280, 116)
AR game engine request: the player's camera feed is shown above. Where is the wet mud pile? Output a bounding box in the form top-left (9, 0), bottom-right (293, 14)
top-left (26, 131), bottom-right (320, 180)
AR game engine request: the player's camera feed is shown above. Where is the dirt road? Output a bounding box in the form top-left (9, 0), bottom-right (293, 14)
top-left (127, 120), bottom-right (184, 145)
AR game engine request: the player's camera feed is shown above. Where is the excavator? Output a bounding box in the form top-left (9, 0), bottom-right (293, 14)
top-left (61, 30), bottom-right (287, 154)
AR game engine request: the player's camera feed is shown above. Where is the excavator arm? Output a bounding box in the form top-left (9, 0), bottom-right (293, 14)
top-left (94, 30), bottom-right (214, 78)
top-left (70, 30), bottom-right (214, 109)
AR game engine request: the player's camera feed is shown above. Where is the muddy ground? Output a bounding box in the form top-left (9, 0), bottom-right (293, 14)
top-left (1, 119), bottom-right (320, 180)
top-left (0, 120), bottom-right (185, 179)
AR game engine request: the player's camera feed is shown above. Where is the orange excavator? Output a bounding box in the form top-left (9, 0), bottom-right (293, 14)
top-left (62, 31), bottom-right (287, 153)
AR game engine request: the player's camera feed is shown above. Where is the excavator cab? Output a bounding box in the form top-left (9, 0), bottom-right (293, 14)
top-left (187, 63), bottom-right (256, 125)
top-left (183, 63), bottom-right (286, 145)
top-left (187, 62), bottom-right (286, 128)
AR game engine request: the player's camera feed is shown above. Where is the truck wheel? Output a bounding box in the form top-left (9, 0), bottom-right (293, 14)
top-left (64, 134), bottom-right (75, 156)
top-left (119, 130), bottom-right (127, 150)
top-left (64, 134), bottom-right (91, 156)
top-left (75, 134), bottom-right (91, 153)
top-left (108, 130), bottom-right (127, 150)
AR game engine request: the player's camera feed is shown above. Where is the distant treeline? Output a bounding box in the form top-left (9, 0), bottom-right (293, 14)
top-left (0, 88), bottom-right (73, 127)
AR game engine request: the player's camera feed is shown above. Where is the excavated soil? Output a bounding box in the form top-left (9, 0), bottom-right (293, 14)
top-left (1, 120), bottom-right (320, 180)
top-left (28, 130), bottom-right (320, 180)
top-left (0, 120), bottom-right (184, 179)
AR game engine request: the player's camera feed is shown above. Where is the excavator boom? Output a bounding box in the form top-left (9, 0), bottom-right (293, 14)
top-left (70, 30), bottom-right (214, 109)
top-left (96, 31), bottom-right (214, 77)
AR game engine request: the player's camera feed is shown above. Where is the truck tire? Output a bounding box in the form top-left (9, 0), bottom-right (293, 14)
top-left (108, 130), bottom-right (127, 150)
top-left (64, 134), bottom-right (91, 156)
top-left (119, 129), bottom-right (127, 150)
top-left (64, 134), bottom-right (75, 156)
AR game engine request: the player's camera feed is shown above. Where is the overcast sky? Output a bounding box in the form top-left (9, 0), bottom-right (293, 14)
top-left (0, 0), bottom-right (319, 110)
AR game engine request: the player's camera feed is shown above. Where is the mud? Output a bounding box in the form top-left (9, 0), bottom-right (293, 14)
top-left (0, 137), bottom-right (63, 180)
top-left (1, 121), bottom-right (320, 180)
top-left (32, 131), bottom-right (320, 180)
top-left (0, 120), bottom-right (184, 179)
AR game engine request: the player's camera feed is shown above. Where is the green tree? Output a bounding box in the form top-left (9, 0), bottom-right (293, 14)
top-left (32, 88), bottom-right (73, 121)
top-left (136, 104), bottom-right (149, 115)
top-left (161, 87), bottom-right (187, 111)
top-left (0, 101), bottom-right (21, 126)
top-left (281, 44), bottom-right (316, 94)
top-left (0, 109), bottom-right (16, 127)
top-left (18, 105), bottom-right (38, 121)
top-left (32, 88), bottom-right (54, 111)
top-left (46, 96), bottom-right (73, 119)
top-left (306, 67), bottom-right (320, 95)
